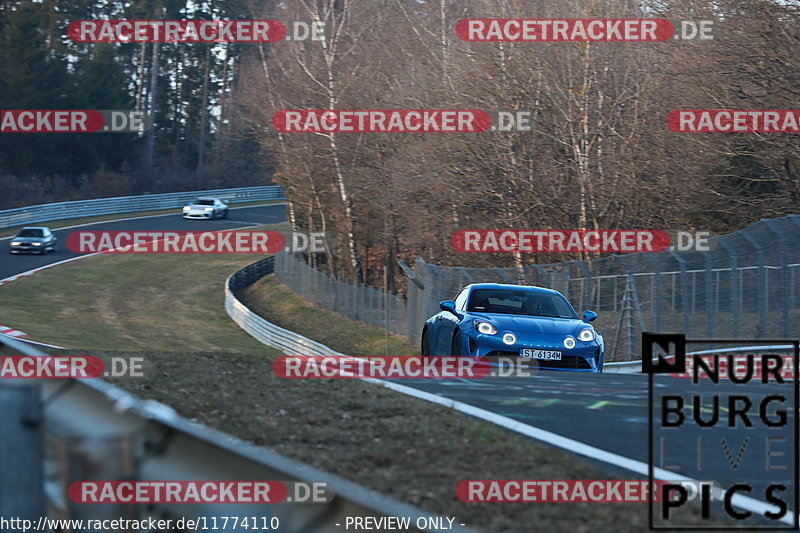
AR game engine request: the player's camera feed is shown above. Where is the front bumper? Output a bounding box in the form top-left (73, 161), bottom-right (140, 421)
top-left (9, 244), bottom-right (44, 253)
top-left (466, 330), bottom-right (603, 372)
top-left (183, 210), bottom-right (214, 219)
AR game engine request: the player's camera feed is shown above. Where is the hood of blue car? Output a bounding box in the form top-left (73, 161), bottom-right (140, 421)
top-left (12, 237), bottom-right (45, 243)
top-left (476, 313), bottom-right (583, 335)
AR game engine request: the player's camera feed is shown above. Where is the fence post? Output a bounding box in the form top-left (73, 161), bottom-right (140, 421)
top-left (641, 254), bottom-right (662, 332)
top-left (611, 276), bottom-right (637, 360)
top-left (532, 265), bottom-right (551, 288)
top-left (742, 231), bottom-right (766, 338)
top-left (372, 287), bottom-right (379, 327)
top-left (613, 256), bottom-right (647, 357)
top-left (333, 276), bottom-right (340, 313)
top-left (342, 278), bottom-right (348, 316)
top-left (357, 283), bottom-right (365, 321)
top-left (573, 261), bottom-right (593, 312)
top-left (719, 240), bottom-right (739, 337)
top-left (703, 250), bottom-right (715, 337)
top-left (408, 258), bottom-right (429, 344)
top-left (764, 219), bottom-right (790, 337)
top-left (0, 382), bottom-right (44, 520)
top-left (667, 250), bottom-right (691, 336)
top-left (302, 257), bottom-right (311, 296)
top-left (561, 264), bottom-right (571, 297)
top-left (314, 260), bottom-right (323, 305)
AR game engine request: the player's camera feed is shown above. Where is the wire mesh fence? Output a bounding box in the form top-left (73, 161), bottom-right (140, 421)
top-left (273, 251), bottom-right (410, 337)
top-left (274, 215), bottom-right (800, 361)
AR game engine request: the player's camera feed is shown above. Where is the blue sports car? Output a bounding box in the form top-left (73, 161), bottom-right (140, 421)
top-left (421, 283), bottom-right (604, 372)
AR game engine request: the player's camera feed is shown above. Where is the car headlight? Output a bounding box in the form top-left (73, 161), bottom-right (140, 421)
top-left (183, 206), bottom-right (190, 211)
top-left (32, 242), bottom-right (42, 246)
top-left (578, 328), bottom-right (596, 342)
top-left (502, 333), bottom-right (516, 345)
top-left (10, 241), bottom-right (20, 245)
top-left (564, 336), bottom-right (576, 349)
top-left (204, 207), bottom-right (214, 212)
top-left (474, 320), bottom-right (498, 335)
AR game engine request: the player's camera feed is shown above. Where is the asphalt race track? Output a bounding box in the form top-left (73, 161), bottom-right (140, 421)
top-left (404, 372), bottom-right (793, 515)
top-left (0, 204), bottom-right (287, 281)
top-left (1, 203), bottom-right (792, 526)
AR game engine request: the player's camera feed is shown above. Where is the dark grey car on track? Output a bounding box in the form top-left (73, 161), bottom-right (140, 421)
top-left (8, 226), bottom-right (57, 254)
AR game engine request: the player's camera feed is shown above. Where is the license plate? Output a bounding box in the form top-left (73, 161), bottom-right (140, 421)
top-left (520, 349), bottom-right (562, 360)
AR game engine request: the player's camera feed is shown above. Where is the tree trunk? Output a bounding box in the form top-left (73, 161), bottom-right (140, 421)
top-left (143, 41), bottom-right (159, 189)
top-left (197, 44), bottom-right (211, 170)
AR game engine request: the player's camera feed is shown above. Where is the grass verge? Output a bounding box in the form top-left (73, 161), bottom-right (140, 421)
top-left (0, 249), bottom-right (707, 532)
top-left (238, 276), bottom-right (418, 357)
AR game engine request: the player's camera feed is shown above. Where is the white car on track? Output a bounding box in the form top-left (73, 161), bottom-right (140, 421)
top-left (181, 197), bottom-right (229, 220)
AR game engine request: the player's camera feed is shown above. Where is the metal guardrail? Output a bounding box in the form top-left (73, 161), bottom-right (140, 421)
top-left (603, 344), bottom-right (797, 373)
top-left (227, 257), bottom-right (341, 358)
top-left (0, 185), bottom-right (285, 228)
top-left (1, 331), bottom-right (466, 532)
top-left (224, 258), bottom-right (479, 532)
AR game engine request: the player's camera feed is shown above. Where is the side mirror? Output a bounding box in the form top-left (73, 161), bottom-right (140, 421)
top-left (582, 310), bottom-right (598, 323)
top-left (439, 300), bottom-right (458, 316)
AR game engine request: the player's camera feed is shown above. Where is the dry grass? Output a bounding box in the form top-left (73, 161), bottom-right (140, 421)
top-left (0, 250), bottom-right (710, 532)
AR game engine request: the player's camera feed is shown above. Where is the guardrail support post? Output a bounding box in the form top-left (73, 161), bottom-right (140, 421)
top-left (0, 382), bottom-right (45, 520)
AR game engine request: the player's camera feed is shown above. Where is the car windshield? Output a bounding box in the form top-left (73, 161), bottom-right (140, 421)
top-left (17, 229), bottom-right (43, 238)
top-left (194, 199), bottom-right (214, 205)
top-left (467, 289), bottom-right (577, 319)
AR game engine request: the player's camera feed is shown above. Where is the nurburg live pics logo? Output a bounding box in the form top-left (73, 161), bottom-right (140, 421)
top-left (643, 332), bottom-right (799, 529)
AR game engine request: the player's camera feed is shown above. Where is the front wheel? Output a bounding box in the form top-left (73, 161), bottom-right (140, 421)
top-left (421, 329), bottom-right (430, 357)
top-left (450, 330), bottom-right (462, 356)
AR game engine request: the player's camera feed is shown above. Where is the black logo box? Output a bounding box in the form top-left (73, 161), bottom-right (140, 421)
top-left (644, 333), bottom-right (800, 530)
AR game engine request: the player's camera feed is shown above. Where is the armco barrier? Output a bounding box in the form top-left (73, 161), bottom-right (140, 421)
top-left (0, 332), bottom-right (475, 532)
top-left (0, 185), bottom-right (285, 228)
top-left (603, 344), bottom-right (796, 373)
top-left (226, 257), bottom-right (342, 357)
